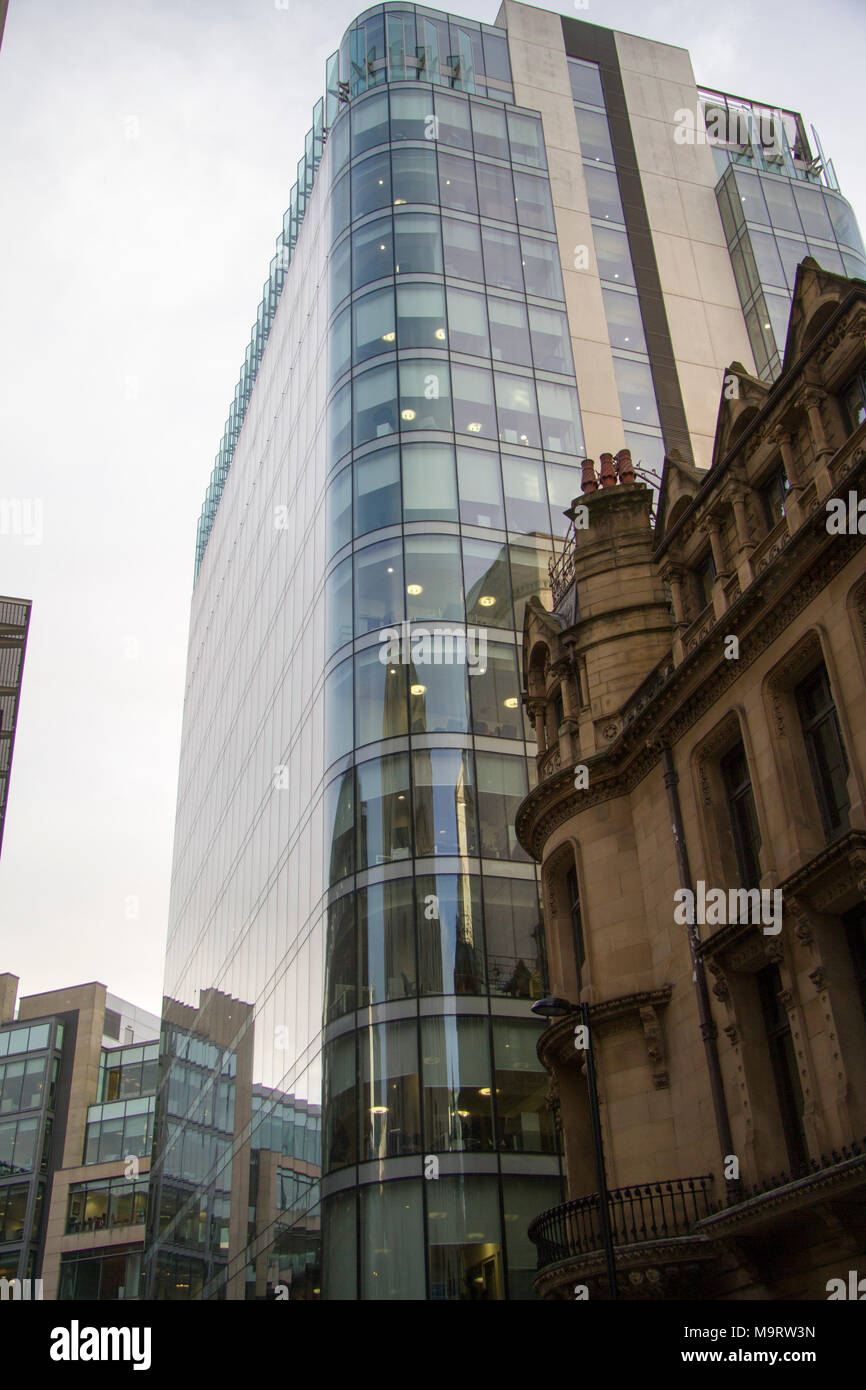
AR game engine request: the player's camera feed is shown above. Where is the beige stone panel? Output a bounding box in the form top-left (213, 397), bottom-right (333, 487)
top-left (547, 145), bottom-right (589, 215)
top-left (561, 247), bottom-right (610, 341)
top-left (582, 411), bottom-right (630, 462)
top-left (513, 85), bottom-right (581, 156)
top-left (639, 171), bottom-right (686, 237)
top-left (692, 240), bottom-right (747, 312)
top-left (653, 232), bottom-right (701, 300)
top-left (571, 339), bottom-right (622, 420)
top-left (690, 432), bottom-right (716, 471)
top-left (681, 183), bottom-right (732, 249)
top-left (498, 1), bottom-right (567, 55)
top-left (628, 112), bottom-right (679, 180)
top-left (664, 294), bottom-right (716, 369)
top-left (704, 302), bottom-right (757, 375)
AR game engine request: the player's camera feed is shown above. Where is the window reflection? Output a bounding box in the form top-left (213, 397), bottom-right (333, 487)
top-left (537, 379), bottom-right (584, 454)
top-left (507, 110), bottom-right (546, 169)
top-left (353, 285), bottom-right (396, 365)
top-left (488, 296), bottom-right (532, 367)
top-left (352, 216), bottom-right (394, 289)
top-left (325, 892), bottom-right (356, 1020)
top-left (352, 149), bottom-right (391, 220)
top-left (493, 1020), bottom-right (558, 1153)
top-left (483, 878), bottom-right (546, 998)
top-left (358, 879), bottom-right (416, 1004)
top-left (398, 358), bottom-right (452, 431)
top-left (502, 457), bottom-right (550, 533)
top-left (355, 645), bottom-right (408, 745)
top-left (360, 1022), bottom-right (421, 1160)
top-left (529, 304), bottom-right (573, 372)
top-left (361, 1180), bottom-right (425, 1300)
top-left (443, 216), bottom-right (483, 281)
top-left (354, 447), bottom-right (400, 535)
top-left (495, 371), bottom-right (539, 447)
top-left (324, 658), bottom-right (353, 767)
top-left (404, 536), bottom-right (464, 622)
top-left (477, 162), bottom-right (516, 222)
top-left (323, 1034), bottom-right (356, 1171)
top-left (426, 1175), bottom-right (503, 1299)
top-left (457, 446), bottom-right (505, 529)
top-left (520, 234), bottom-right (563, 299)
top-left (394, 212), bottom-right (442, 274)
top-left (324, 769), bottom-right (355, 883)
top-left (446, 286), bottom-right (489, 356)
top-left (416, 873), bottom-right (485, 994)
top-left (471, 101), bottom-right (508, 159)
top-left (421, 1019), bottom-right (493, 1153)
top-left (354, 538), bottom-right (403, 634)
top-left (402, 442), bottom-right (458, 523)
top-left (354, 362), bottom-right (398, 446)
top-left (396, 282), bottom-right (446, 350)
top-left (357, 753), bottom-right (412, 868)
top-left (438, 151), bottom-right (478, 214)
top-left (413, 749), bottom-right (477, 858)
top-left (463, 537), bottom-right (512, 627)
top-left (391, 146), bottom-right (438, 206)
top-left (482, 225), bottom-right (523, 291)
top-left (409, 658), bottom-right (470, 736)
top-left (514, 171), bottom-right (555, 231)
top-left (469, 641), bottom-right (522, 738)
top-left (452, 363), bottom-right (497, 439)
top-left (351, 89), bottom-right (389, 154)
top-left (325, 556), bottom-right (352, 657)
top-left (476, 753), bottom-right (529, 861)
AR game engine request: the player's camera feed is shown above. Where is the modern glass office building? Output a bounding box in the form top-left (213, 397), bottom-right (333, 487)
top-left (148, 2), bottom-right (865, 1299)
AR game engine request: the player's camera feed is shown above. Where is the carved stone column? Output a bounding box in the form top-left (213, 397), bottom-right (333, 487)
top-left (799, 387), bottom-right (835, 499)
top-left (728, 486), bottom-right (756, 589)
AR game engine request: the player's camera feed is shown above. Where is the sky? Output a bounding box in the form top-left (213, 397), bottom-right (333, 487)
top-left (0, 0), bottom-right (862, 1017)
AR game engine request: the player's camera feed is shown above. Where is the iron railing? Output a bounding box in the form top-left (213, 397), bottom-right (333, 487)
top-left (528, 1176), bottom-right (714, 1269)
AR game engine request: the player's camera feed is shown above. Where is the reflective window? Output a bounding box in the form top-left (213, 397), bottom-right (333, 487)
top-left (488, 296), bottom-right (532, 367)
top-left (399, 358), bottom-right (452, 431)
top-left (528, 304), bottom-right (572, 372)
top-left (483, 878), bottom-right (545, 997)
top-left (416, 873), bottom-right (485, 994)
top-left (402, 442), bottom-right (458, 523)
top-left (446, 286), bottom-right (489, 357)
top-left (354, 538), bottom-right (404, 634)
top-left (794, 185), bottom-right (834, 241)
top-left (439, 151), bottom-right (478, 214)
top-left (476, 753), bottom-right (529, 861)
top-left (329, 233), bottom-right (352, 310)
top-left (355, 645), bottom-right (408, 745)
top-left (351, 90), bottom-right (389, 154)
top-left (592, 224), bottom-right (634, 284)
top-left (452, 363), bottom-right (497, 439)
top-left (323, 1034), bottom-right (356, 1170)
top-left (733, 169), bottom-right (769, 225)
top-left (361, 1180), bottom-right (425, 1300)
top-left (357, 753), bottom-right (412, 868)
top-left (775, 233), bottom-right (809, 290)
top-left (495, 371), bottom-right (539, 447)
top-left (0, 1115), bottom-right (39, 1173)
top-left (482, 30), bottom-right (511, 86)
top-left (328, 112), bottom-right (350, 175)
top-left (410, 658), bottom-right (470, 735)
top-left (352, 149), bottom-right (392, 221)
top-left (405, 536), bottom-right (464, 622)
top-left (391, 145), bottom-right (438, 206)
top-left (761, 178), bottom-right (802, 234)
top-left (325, 894), bottom-right (356, 1020)
top-left (507, 110), bottom-right (545, 169)
top-left (422, 1019), bottom-right (494, 1153)
top-left (457, 446), bottom-right (505, 529)
top-left (493, 1020), bottom-right (557, 1152)
top-left (322, 1191), bottom-right (357, 1301)
top-left (360, 1022), bottom-right (420, 1159)
top-left (324, 658), bottom-right (353, 767)
top-left (352, 216), bottom-right (394, 288)
top-left (331, 170), bottom-right (351, 240)
top-left (325, 556), bottom-right (353, 657)
top-left (502, 456), bottom-right (550, 534)
top-left (354, 362), bottom-right (398, 445)
top-left (477, 162), bottom-right (516, 222)
top-left (514, 171), bottom-right (555, 232)
top-left (537, 380), bottom-right (584, 454)
top-left (574, 105), bottom-right (614, 164)
top-left (394, 212), bottom-right (443, 274)
top-left (443, 216), bottom-right (483, 281)
top-left (546, 462), bottom-right (582, 538)
top-left (389, 86), bottom-right (429, 142)
top-left (828, 195), bottom-right (865, 254)
top-left (502, 1176), bottom-right (564, 1300)
top-left (584, 165), bottom-right (624, 223)
top-left (613, 357), bottom-right (659, 426)
top-left (508, 543), bottom-right (549, 628)
top-left (463, 537), bottom-right (511, 627)
top-left (568, 56), bottom-right (604, 107)
top-left (426, 1175), bottom-right (503, 1298)
top-left (359, 879), bottom-right (416, 1004)
top-left (327, 381), bottom-right (352, 467)
top-left (355, 446), bottom-right (400, 534)
top-left (353, 285), bottom-right (396, 365)
top-left (413, 749), bottom-right (478, 858)
top-left (601, 289), bottom-right (646, 352)
top-left (396, 281), bottom-right (447, 350)
top-left (470, 640), bottom-right (522, 738)
top-left (471, 100), bottom-right (508, 159)
top-left (520, 233), bottom-right (564, 299)
top-left (329, 304), bottom-right (352, 384)
top-left (482, 225), bottom-right (523, 290)
top-left (434, 91), bottom-right (473, 150)
top-left (324, 770), bottom-right (355, 883)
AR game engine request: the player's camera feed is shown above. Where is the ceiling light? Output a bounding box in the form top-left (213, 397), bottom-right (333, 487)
top-left (504, 697), bottom-right (519, 708)
top-left (467, 421), bottom-right (482, 432)
top-left (479, 595), bottom-right (495, 607)
top-left (478, 1087), bottom-right (491, 1097)
top-left (402, 408), bottom-right (416, 420)
top-left (394, 198), bottom-right (407, 205)
top-left (411, 683), bottom-right (426, 695)
top-left (407, 583), bottom-right (423, 595)
top-left (382, 331), bottom-right (396, 342)
top-left (434, 327), bottom-right (446, 340)
top-left (386, 566), bottom-right (394, 573)
top-left (369, 1105), bottom-right (389, 1114)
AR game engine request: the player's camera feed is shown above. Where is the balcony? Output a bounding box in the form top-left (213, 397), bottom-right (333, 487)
top-left (528, 1176), bottom-right (715, 1299)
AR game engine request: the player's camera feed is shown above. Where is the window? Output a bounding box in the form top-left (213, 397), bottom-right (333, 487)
top-left (795, 666), bottom-right (850, 838)
top-left (720, 744), bottom-right (762, 888)
top-left (327, 382), bottom-right (351, 467)
top-left (353, 285), bottom-right (396, 365)
top-left (324, 1035), bottom-right (357, 1171)
top-left (457, 447), bottom-right (505, 529)
top-left (502, 457), bottom-right (550, 534)
top-left (354, 538), bottom-right (403, 635)
top-left (354, 362), bottom-right (397, 446)
top-left (443, 216), bottom-right (483, 281)
top-left (325, 894), bottom-right (356, 1020)
top-left (399, 358), bottom-right (452, 432)
top-left (568, 57), bottom-right (604, 107)
top-left (592, 224), bottom-right (634, 285)
top-left (394, 212), bottom-right (442, 274)
top-left (325, 556), bottom-right (353, 657)
top-left (356, 753), bottom-right (412, 868)
top-left (495, 372), bottom-right (539, 447)
top-left (694, 549), bottom-right (716, 612)
top-left (513, 172), bottom-right (555, 231)
top-left (565, 865), bottom-right (585, 992)
top-left (434, 90), bottom-right (473, 150)
top-left (844, 906), bottom-right (866, 1028)
top-left (413, 749), bottom-right (477, 858)
top-left (601, 289), bottom-right (646, 353)
top-left (476, 753), bottom-right (529, 861)
top-left (446, 286), bottom-right (489, 357)
top-left (416, 873), bottom-right (485, 995)
top-left (488, 296), bottom-right (532, 366)
top-left (352, 216), bottom-right (394, 289)
top-left (528, 305), bottom-right (573, 372)
top-left (402, 442), bottom-right (458, 523)
top-left (422, 1020), bottom-right (494, 1153)
top-left (404, 535), bottom-right (464, 622)
top-left (574, 106), bottom-right (614, 164)
top-left (329, 304), bottom-right (352, 383)
top-left (537, 381), bottom-right (584, 455)
top-left (613, 357), bottom-right (660, 427)
top-left (841, 371), bottom-right (866, 433)
top-left (409, 658), bottom-right (470, 735)
top-left (760, 462), bottom-right (790, 529)
top-left (452, 364), bottom-right (497, 439)
top-left (484, 877), bottom-right (546, 998)
top-left (463, 537), bottom-right (512, 627)
top-left (351, 89), bottom-right (389, 154)
top-left (492, 1020), bottom-right (557, 1153)
top-left (352, 150), bottom-right (392, 221)
top-left (482, 225), bottom-right (523, 291)
top-left (325, 467), bottom-right (351, 558)
top-left (507, 110), bottom-right (545, 169)
top-left (391, 146), bottom-right (438, 206)
top-left (355, 447), bottom-right (400, 534)
top-left (324, 659), bottom-right (354, 767)
top-left (438, 151), bottom-right (478, 214)
top-left (520, 234), bottom-right (563, 299)
top-left (360, 1021), bottom-right (420, 1160)
top-left (358, 879), bottom-right (416, 1005)
top-left (757, 964), bottom-right (807, 1170)
top-left (355, 644), bottom-right (407, 745)
top-left (584, 165), bottom-right (624, 223)
top-left (470, 640), bottom-right (522, 737)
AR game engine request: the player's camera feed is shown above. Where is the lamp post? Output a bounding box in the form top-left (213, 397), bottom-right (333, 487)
top-left (532, 996), bottom-right (618, 1299)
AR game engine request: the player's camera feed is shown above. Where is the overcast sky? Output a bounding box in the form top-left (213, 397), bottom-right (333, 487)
top-left (0, 0), bottom-right (862, 1017)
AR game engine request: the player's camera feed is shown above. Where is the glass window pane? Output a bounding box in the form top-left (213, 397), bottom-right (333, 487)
top-left (361, 1180), bottom-right (424, 1300)
top-left (761, 178), bottom-right (802, 234)
top-left (438, 151), bottom-right (478, 214)
top-left (396, 282), bottom-right (447, 350)
top-left (483, 878), bottom-right (545, 997)
top-left (476, 752), bottom-right (529, 860)
top-left (402, 442), bottom-right (458, 523)
top-left (329, 112), bottom-right (350, 175)
top-left (391, 146), bottom-right (438, 207)
top-left (413, 749), bottom-right (477, 858)
top-left (357, 753), bottom-right (412, 867)
top-left (574, 105), bottom-right (614, 164)
top-left (794, 185), bottom-right (834, 241)
top-left (329, 304), bottom-right (352, 385)
top-left (537, 379), bottom-right (584, 454)
top-left (502, 456), bottom-right (550, 534)
top-left (568, 57), bottom-right (603, 107)
top-left (351, 89), bottom-right (389, 154)
top-left (502, 1176), bottom-right (564, 1300)
top-left (326, 466), bottom-right (352, 558)
top-left (325, 658), bottom-right (354, 767)
top-left (421, 1020), bottom-right (494, 1153)
top-left (470, 640), bottom-right (522, 738)
top-left (354, 362), bottom-right (398, 446)
top-left (494, 371), bottom-right (539, 448)
top-left (520, 233), bottom-right (563, 300)
top-left (748, 229), bottom-right (785, 288)
top-left (360, 1021), bottom-right (420, 1159)
top-left (546, 462), bottom-right (583, 538)
top-left (828, 194), bottom-right (865, 254)
top-left (443, 216), bottom-right (483, 281)
top-left (463, 537), bottom-right (511, 627)
top-left (353, 285), bottom-right (396, 365)
top-left (508, 543), bottom-right (550, 628)
top-left (600, 289), bottom-right (646, 352)
top-left (324, 1034), bottom-right (357, 1170)
top-left (482, 225), bottom-right (523, 291)
top-left (355, 645), bottom-right (408, 745)
top-left (331, 170), bottom-right (351, 242)
top-left (353, 216), bottom-right (394, 289)
top-left (416, 873), bottom-right (485, 994)
top-left (471, 100), bottom-right (508, 159)
top-left (359, 879), bottom-right (416, 1005)
top-left (584, 165), bottom-right (624, 223)
top-left (493, 1019), bottom-right (557, 1152)
top-left (528, 304), bottom-right (573, 371)
top-left (394, 212), bottom-right (442, 274)
top-left (352, 149), bottom-right (392, 221)
top-left (733, 169), bottom-right (770, 225)
top-left (355, 446), bottom-right (400, 534)
top-left (452, 363), bottom-right (497, 439)
top-left (775, 233), bottom-right (809, 290)
top-left (405, 536), bottom-right (464, 622)
top-left (507, 110), bottom-right (546, 169)
top-left (399, 359), bottom-right (452, 431)
top-left (325, 894), bottom-right (356, 1020)
top-left (457, 446), bottom-right (505, 529)
top-left (477, 162), bottom-right (516, 222)
top-left (514, 171), bottom-right (555, 231)
top-left (389, 86), bottom-right (429, 142)
top-left (324, 769), bottom-right (355, 884)
top-left (330, 233), bottom-right (352, 312)
top-left (592, 224), bottom-right (634, 284)
top-left (434, 90), bottom-right (473, 150)
top-left (613, 357), bottom-right (659, 426)
top-left (446, 286), bottom-right (489, 357)
top-left (488, 296), bottom-right (532, 367)
top-left (354, 537), bottom-right (404, 635)
top-left (327, 381), bottom-right (352, 467)
top-left (410, 659), bottom-right (470, 735)
top-left (325, 556), bottom-right (353, 657)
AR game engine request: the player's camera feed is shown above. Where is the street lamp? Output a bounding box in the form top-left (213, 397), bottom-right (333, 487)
top-left (531, 996), bottom-right (618, 1300)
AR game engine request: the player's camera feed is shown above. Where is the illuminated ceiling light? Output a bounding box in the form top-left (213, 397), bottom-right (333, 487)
top-left (378, 178), bottom-right (384, 185)
top-left (388, 668), bottom-right (397, 675)
top-left (478, 1087), bottom-right (491, 1096)
top-left (479, 595), bottom-right (495, 607)
top-left (379, 243), bottom-right (386, 251)
top-left (764, 322), bottom-right (771, 330)
top-left (386, 566), bottom-right (394, 573)
top-left (411, 683), bottom-right (426, 695)
top-left (519, 434), bottom-right (529, 444)
top-left (402, 408), bottom-right (416, 420)
top-left (407, 583), bottom-right (423, 595)
top-left (369, 1105), bottom-right (389, 1114)
top-left (394, 198), bottom-right (407, 205)
top-left (466, 421), bottom-right (482, 432)
top-left (382, 331), bottom-right (396, 342)
top-left (624, 336), bottom-right (630, 342)
top-left (457, 1110), bottom-right (470, 1118)
top-left (434, 327), bottom-right (446, 340)
top-left (504, 697), bottom-right (519, 708)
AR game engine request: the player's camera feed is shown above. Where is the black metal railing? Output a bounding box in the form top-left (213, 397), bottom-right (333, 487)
top-left (528, 1176), bottom-right (714, 1269)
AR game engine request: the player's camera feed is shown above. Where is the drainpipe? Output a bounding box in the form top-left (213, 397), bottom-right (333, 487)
top-left (660, 743), bottom-right (740, 1202)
